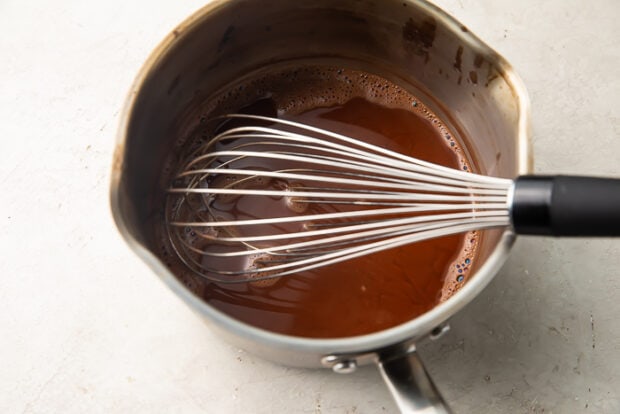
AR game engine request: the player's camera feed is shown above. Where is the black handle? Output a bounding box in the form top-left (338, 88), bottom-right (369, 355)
top-left (511, 175), bottom-right (620, 236)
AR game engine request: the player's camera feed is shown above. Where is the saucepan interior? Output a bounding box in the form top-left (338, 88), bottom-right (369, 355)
top-left (111, 0), bottom-right (531, 367)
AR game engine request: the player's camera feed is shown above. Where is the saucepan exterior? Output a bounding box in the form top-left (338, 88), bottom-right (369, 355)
top-left (110, 0), bottom-right (531, 411)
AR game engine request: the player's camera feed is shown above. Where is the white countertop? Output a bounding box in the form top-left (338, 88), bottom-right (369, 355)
top-left (1, 0), bottom-right (619, 412)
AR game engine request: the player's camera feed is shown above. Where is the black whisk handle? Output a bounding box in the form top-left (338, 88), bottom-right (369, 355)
top-left (511, 175), bottom-right (620, 236)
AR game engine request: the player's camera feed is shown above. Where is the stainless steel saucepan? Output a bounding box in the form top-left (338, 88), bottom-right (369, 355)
top-left (110, 0), bottom-right (531, 411)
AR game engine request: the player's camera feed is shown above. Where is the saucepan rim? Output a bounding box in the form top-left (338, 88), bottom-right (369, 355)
top-left (110, 0), bottom-right (532, 356)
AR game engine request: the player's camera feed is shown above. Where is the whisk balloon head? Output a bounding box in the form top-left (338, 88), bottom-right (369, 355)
top-left (165, 114), bottom-right (512, 284)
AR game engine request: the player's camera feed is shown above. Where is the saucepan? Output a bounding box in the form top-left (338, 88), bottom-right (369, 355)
top-left (110, 0), bottom-right (530, 411)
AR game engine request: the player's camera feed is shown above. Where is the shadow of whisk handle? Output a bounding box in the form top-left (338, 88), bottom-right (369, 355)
top-left (511, 175), bottom-right (620, 236)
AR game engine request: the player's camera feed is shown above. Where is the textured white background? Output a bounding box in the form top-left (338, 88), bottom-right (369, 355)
top-left (1, 0), bottom-right (619, 412)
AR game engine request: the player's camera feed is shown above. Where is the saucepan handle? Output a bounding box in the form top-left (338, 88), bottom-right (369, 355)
top-left (376, 349), bottom-right (452, 414)
top-left (512, 175), bottom-right (620, 236)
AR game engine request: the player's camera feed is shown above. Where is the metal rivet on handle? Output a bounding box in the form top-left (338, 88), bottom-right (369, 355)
top-left (332, 359), bottom-right (357, 374)
top-left (429, 323), bottom-right (450, 340)
top-left (320, 355), bottom-right (339, 366)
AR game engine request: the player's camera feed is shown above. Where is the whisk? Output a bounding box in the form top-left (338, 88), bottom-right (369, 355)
top-left (166, 114), bottom-right (620, 283)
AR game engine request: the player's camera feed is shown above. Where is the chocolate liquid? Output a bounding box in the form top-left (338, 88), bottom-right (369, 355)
top-left (159, 65), bottom-right (479, 338)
